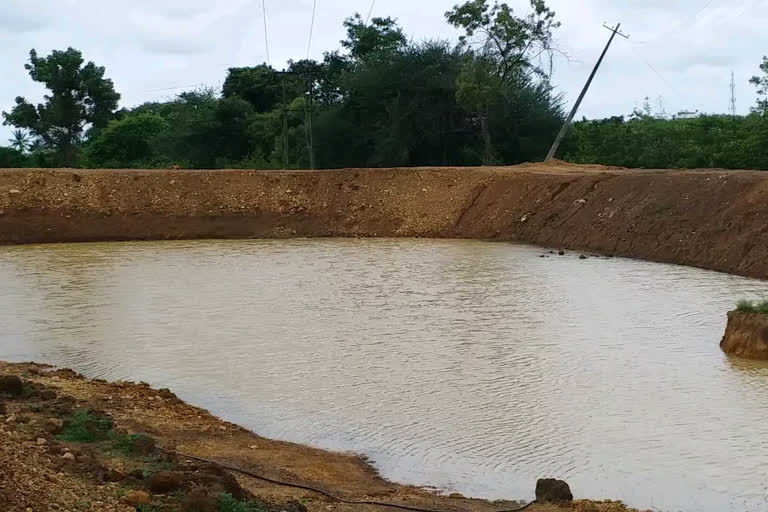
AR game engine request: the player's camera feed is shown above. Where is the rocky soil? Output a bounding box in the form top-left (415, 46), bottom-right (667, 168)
top-left (0, 361), bottom-right (646, 512)
top-left (720, 311), bottom-right (768, 359)
top-left (1, 161), bottom-right (767, 279)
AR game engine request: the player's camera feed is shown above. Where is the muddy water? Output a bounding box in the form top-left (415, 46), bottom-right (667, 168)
top-left (1, 239), bottom-right (767, 512)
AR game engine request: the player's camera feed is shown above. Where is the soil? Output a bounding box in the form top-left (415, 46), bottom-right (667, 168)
top-left (720, 311), bottom-right (768, 359)
top-left (0, 161), bottom-right (767, 279)
top-left (0, 361), bottom-right (646, 512)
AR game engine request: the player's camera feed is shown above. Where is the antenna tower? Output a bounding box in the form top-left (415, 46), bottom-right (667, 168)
top-left (729, 71), bottom-right (737, 116)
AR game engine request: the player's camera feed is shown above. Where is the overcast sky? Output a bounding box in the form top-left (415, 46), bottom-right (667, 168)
top-left (1, 0), bottom-right (767, 143)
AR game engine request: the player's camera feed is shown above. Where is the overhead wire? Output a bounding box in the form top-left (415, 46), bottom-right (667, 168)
top-left (365, 0), bottom-right (376, 24)
top-left (307, 0), bottom-right (318, 59)
top-left (262, 0), bottom-right (271, 65)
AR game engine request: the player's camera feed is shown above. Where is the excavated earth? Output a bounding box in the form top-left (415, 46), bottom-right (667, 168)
top-left (0, 362), bottom-right (644, 512)
top-left (720, 311), bottom-right (768, 359)
top-left (0, 161), bottom-right (767, 279)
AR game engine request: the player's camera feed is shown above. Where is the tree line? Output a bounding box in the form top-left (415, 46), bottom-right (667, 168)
top-left (2, 1), bottom-right (767, 171)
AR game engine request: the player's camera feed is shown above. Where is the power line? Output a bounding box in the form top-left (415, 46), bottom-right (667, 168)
top-left (262, 0), bottom-right (271, 65)
top-left (307, 0), bottom-right (318, 59)
top-left (365, 0), bottom-right (376, 24)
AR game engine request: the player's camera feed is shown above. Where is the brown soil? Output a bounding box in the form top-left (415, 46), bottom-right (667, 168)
top-left (720, 311), bottom-right (768, 359)
top-left (0, 362), bottom-right (646, 512)
top-left (1, 161), bottom-right (767, 279)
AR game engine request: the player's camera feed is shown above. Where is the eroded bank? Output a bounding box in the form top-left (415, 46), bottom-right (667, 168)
top-left (1, 161), bottom-right (766, 279)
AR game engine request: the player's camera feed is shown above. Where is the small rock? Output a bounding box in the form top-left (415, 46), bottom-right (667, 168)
top-left (0, 375), bottom-right (24, 396)
top-left (5, 414), bottom-right (16, 424)
top-left (62, 452), bottom-right (76, 461)
top-left (128, 469), bottom-right (146, 480)
top-left (535, 478), bottom-right (573, 503)
top-left (121, 490), bottom-right (151, 507)
top-left (103, 469), bottom-right (126, 483)
top-left (36, 437), bottom-right (47, 446)
top-left (448, 493), bottom-right (466, 499)
top-left (181, 489), bottom-right (216, 512)
top-left (39, 389), bottom-right (57, 401)
top-left (148, 470), bottom-right (183, 494)
top-left (44, 418), bottom-right (64, 434)
top-left (579, 254), bottom-right (588, 260)
top-left (558, 250), bottom-right (565, 256)
top-left (8, 188), bottom-right (21, 195)
top-left (132, 434), bottom-right (156, 455)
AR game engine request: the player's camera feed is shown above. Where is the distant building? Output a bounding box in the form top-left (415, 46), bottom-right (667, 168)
top-left (674, 110), bottom-right (699, 120)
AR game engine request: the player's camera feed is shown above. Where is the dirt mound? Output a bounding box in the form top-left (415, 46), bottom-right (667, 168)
top-left (0, 164), bottom-right (767, 279)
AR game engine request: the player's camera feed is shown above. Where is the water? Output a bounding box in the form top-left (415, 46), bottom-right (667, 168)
top-left (1, 239), bottom-right (767, 512)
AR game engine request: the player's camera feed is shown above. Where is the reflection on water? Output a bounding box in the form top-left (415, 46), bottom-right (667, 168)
top-left (1, 239), bottom-right (767, 512)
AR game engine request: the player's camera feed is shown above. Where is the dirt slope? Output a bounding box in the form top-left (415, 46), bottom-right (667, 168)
top-left (0, 362), bottom-right (644, 512)
top-left (0, 162), bottom-right (767, 278)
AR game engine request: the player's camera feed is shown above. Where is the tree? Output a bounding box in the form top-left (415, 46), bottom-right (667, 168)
top-left (85, 113), bottom-right (168, 168)
top-left (8, 129), bottom-right (29, 153)
top-left (2, 48), bottom-right (120, 166)
top-left (446, 0), bottom-right (561, 82)
top-left (0, 147), bottom-right (27, 168)
top-left (341, 14), bottom-right (407, 62)
top-left (750, 56), bottom-right (768, 115)
top-left (222, 65), bottom-right (283, 113)
top-left (446, 0), bottom-right (561, 163)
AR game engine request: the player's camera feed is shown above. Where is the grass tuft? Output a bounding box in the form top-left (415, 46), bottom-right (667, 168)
top-left (58, 409), bottom-right (113, 443)
top-left (216, 493), bottom-right (268, 512)
top-left (736, 299), bottom-right (768, 314)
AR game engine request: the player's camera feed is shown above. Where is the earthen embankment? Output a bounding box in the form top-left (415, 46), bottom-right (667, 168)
top-left (1, 162), bottom-right (766, 278)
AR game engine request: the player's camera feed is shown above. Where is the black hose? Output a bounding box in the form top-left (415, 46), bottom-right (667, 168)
top-left (166, 449), bottom-right (535, 512)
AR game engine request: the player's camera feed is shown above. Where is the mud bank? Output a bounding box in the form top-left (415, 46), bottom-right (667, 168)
top-left (720, 311), bottom-right (768, 359)
top-left (0, 361), bottom-right (643, 512)
top-left (1, 162), bottom-right (767, 279)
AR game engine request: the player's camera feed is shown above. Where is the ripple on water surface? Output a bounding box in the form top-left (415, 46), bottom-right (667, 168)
top-left (1, 239), bottom-right (768, 512)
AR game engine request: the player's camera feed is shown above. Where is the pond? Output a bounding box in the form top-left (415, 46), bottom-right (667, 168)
top-left (1, 239), bottom-right (767, 512)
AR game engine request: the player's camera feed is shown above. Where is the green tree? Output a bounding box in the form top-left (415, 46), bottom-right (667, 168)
top-left (2, 48), bottom-right (120, 166)
top-left (750, 56), bottom-right (768, 115)
top-left (341, 14), bottom-right (407, 62)
top-left (446, 0), bottom-right (560, 81)
top-left (446, 0), bottom-right (561, 163)
top-left (0, 147), bottom-right (27, 168)
top-left (85, 113), bottom-right (168, 168)
top-left (8, 129), bottom-right (30, 153)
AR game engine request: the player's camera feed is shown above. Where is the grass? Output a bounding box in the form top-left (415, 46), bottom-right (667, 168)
top-left (735, 299), bottom-right (768, 314)
top-left (216, 493), bottom-right (269, 512)
top-left (58, 409), bottom-right (114, 443)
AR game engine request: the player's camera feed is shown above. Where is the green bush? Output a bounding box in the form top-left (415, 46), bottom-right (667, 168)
top-left (216, 493), bottom-right (268, 512)
top-left (58, 409), bottom-right (113, 443)
top-left (735, 299), bottom-right (768, 313)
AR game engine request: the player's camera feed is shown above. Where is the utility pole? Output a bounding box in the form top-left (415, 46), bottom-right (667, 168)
top-left (545, 23), bottom-right (628, 161)
top-left (282, 73), bottom-right (288, 168)
top-left (307, 74), bottom-right (315, 170)
top-left (729, 71), bottom-right (737, 116)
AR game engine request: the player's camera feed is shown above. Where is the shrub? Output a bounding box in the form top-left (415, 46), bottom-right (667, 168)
top-left (58, 409), bottom-right (113, 443)
top-left (216, 493), bottom-right (268, 512)
top-left (735, 299), bottom-right (768, 314)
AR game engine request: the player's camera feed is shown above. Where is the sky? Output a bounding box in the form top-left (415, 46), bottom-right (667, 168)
top-left (1, 0), bottom-right (767, 143)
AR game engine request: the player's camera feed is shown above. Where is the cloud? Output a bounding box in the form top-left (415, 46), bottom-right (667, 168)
top-left (0, 2), bottom-right (52, 33)
top-left (138, 36), bottom-right (209, 56)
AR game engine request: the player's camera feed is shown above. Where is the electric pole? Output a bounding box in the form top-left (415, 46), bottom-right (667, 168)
top-left (729, 71), bottom-right (737, 116)
top-left (545, 23), bottom-right (628, 161)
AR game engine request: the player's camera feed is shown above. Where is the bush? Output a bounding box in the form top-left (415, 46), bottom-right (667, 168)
top-left (216, 493), bottom-right (268, 512)
top-left (58, 409), bottom-right (113, 443)
top-left (735, 299), bottom-right (768, 313)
